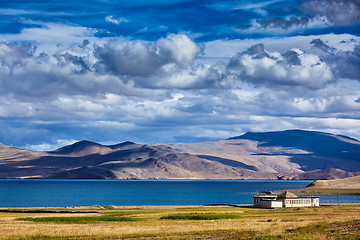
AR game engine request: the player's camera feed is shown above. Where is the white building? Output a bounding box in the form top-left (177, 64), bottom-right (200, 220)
top-left (253, 191), bottom-right (319, 208)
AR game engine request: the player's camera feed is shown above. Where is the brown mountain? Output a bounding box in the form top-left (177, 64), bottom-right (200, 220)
top-left (164, 130), bottom-right (360, 180)
top-left (269, 175), bottom-right (360, 195)
top-left (0, 130), bottom-right (359, 179)
top-left (0, 141), bottom-right (273, 179)
top-left (307, 175), bottom-right (360, 189)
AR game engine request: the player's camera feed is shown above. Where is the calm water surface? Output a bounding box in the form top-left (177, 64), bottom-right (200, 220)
top-left (0, 179), bottom-right (358, 207)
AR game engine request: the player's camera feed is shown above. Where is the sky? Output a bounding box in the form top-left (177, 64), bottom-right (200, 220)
top-left (0, 0), bottom-right (360, 151)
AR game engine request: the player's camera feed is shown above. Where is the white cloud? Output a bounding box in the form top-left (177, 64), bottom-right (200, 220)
top-left (157, 33), bottom-right (202, 66)
top-left (23, 139), bottom-right (77, 151)
top-left (0, 27), bottom-right (360, 145)
top-left (0, 22), bottom-right (98, 54)
top-left (83, 121), bottom-right (136, 129)
top-left (227, 44), bottom-right (334, 89)
top-left (203, 34), bottom-right (360, 61)
top-left (105, 15), bottom-right (129, 25)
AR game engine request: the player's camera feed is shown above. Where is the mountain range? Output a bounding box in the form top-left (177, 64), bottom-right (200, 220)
top-left (1, 129), bottom-right (360, 180)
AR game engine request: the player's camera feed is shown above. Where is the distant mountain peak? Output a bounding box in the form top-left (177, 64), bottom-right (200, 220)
top-left (229, 129), bottom-right (327, 140)
top-left (229, 129), bottom-right (360, 142)
top-left (74, 140), bottom-right (102, 146)
top-left (107, 141), bottom-right (136, 149)
top-left (228, 129), bottom-right (360, 163)
top-left (49, 140), bottom-right (106, 155)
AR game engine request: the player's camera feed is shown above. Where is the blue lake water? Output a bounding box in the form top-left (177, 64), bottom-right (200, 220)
top-left (0, 179), bottom-right (359, 207)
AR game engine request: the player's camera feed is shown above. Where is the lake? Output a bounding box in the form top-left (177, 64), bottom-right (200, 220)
top-left (0, 179), bottom-right (359, 207)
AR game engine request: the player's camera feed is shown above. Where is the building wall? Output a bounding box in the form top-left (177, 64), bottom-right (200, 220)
top-left (254, 198), bottom-right (271, 208)
top-left (311, 197), bottom-right (320, 207)
top-left (284, 198), bottom-right (311, 208)
top-left (270, 200), bottom-right (283, 208)
top-left (254, 197), bottom-right (320, 208)
top-left (254, 198), bottom-right (282, 208)
top-left (283, 198), bottom-right (319, 208)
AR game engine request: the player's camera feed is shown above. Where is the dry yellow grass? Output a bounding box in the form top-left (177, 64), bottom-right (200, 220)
top-left (0, 204), bottom-right (359, 239)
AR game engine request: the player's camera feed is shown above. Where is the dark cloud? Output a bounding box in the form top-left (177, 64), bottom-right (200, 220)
top-left (302, 0), bottom-right (360, 25)
top-left (308, 40), bottom-right (360, 81)
top-left (256, 15), bottom-right (310, 30)
top-left (355, 44), bottom-right (360, 57)
top-left (0, 43), bottom-right (36, 73)
top-left (95, 34), bottom-right (202, 77)
top-left (283, 50), bottom-right (302, 65)
top-left (310, 39), bottom-right (336, 54)
top-left (55, 52), bottom-right (90, 73)
top-left (0, 42), bottom-right (136, 98)
top-left (331, 44), bottom-right (360, 80)
top-left (95, 41), bottom-right (166, 77)
top-left (94, 34), bottom-right (229, 89)
top-left (235, 0), bottom-right (360, 37)
top-left (244, 44), bottom-right (271, 59)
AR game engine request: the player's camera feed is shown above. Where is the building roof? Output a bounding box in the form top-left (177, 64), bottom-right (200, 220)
top-left (277, 191), bottom-right (298, 199)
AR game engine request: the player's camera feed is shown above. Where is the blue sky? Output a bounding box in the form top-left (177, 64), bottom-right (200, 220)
top-left (0, 0), bottom-right (360, 150)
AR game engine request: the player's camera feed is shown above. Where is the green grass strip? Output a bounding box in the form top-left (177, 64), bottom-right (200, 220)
top-left (160, 213), bottom-right (242, 220)
top-left (15, 216), bottom-right (141, 224)
top-left (99, 211), bottom-right (158, 215)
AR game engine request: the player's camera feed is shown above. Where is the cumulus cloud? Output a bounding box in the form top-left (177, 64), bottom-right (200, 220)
top-left (227, 44), bottom-right (334, 89)
top-left (1, 2), bottom-right (360, 148)
top-left (0, 31), bottom-right (359, 147)
top-left (331, 44), bottom-right (360, 80)
top-left (0, 42), bottom-right (36, 74)
top-left (310, 38), bottom-right (336, 54)
top-left (0, 42), bottom-right (96, 98)
top-left (95, 33), bottom-right (202, 76)
top-left (0, 32), bottom-right (358, 101)
top-left (94, 34), bottom-right (226, 89)
top-left (0, 34), bottom-right (216, 99)
top-left (3, 34), bottom-right (359, 105)
top-left (309, 40), bottom-right (360, 81)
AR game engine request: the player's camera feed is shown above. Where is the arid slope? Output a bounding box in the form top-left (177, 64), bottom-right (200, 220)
top-left (1, 130), bottom-right (360, 180)
top-left (0, 141), bottom-right (272, 179)
top-left (270, 175), bottom-right (360, 195)
top-left (164, 130), bottom-right (360, 180)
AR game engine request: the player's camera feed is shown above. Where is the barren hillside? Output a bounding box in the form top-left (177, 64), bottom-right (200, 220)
top-left (1, 130), bottom-right (359, 180)
top-left (269, 175), bottom-right (360, 195)
top-left (164, 130), bottom-right (360, 180)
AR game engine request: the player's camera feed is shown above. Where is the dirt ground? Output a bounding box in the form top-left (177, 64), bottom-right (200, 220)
top-left (0, 204), bottom-right (360, 239)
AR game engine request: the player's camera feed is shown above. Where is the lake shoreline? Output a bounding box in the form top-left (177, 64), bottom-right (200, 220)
top-left (2, 179), bottom-right (360, 207)
top-left (266, 188), bottom-right (360, 196)
top-left (266, 176), bottom-right (360, 196)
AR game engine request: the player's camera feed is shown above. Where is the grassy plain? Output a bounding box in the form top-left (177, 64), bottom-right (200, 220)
top-left (0, 204), bottom-right (360, 239)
